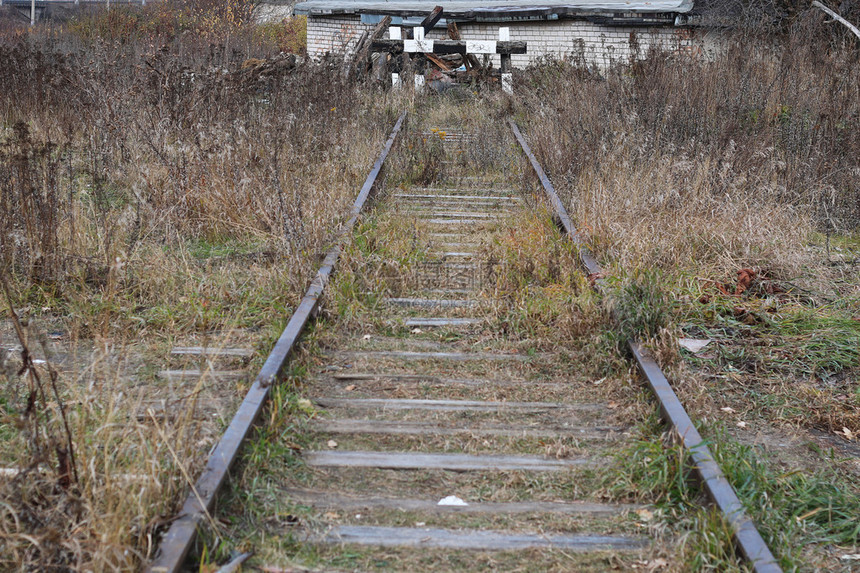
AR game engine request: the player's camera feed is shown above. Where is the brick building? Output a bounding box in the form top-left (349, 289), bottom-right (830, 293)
top-left (292, 0), bottom-right (720, 69)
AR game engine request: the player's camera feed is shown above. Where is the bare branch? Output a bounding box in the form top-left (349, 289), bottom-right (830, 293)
top-left (812, 0), bottom-right (860, 40)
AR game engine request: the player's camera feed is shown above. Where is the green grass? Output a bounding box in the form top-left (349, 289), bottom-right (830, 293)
top-left (605, 269), bottom-right (671, 345)
top-left (605, 417), bottom-right (860, 571)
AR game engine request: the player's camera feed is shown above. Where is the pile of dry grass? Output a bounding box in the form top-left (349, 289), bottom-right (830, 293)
top-left (517, 15), bottom-right (859, 281)
top-left (0, 17), bottom-right (403, 570)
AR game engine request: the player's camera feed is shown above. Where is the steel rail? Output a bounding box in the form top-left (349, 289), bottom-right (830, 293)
top-left (509, 119), bottom-right (781, 573)
top-left (146, 111), bottom-right (407, 573)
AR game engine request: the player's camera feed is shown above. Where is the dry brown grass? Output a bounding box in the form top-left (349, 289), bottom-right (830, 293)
top-left (0, 15), bottom-right (408, 570)
top-left (517, 17), bottom-right (859, 283)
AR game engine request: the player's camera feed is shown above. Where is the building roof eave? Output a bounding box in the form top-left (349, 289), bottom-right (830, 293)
top-left (294, 0), bottom-right (694, 19)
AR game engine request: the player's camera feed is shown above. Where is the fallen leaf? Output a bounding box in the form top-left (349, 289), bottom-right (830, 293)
top-left (592, 377), bottom-right (606, 386)
top-left (607, 401), bottom-right (619, 409)
top-left (327, 440), bottom-right (338, 448)
top-left (344, 384), bottom-right (357, 391)
top-left (635, 508), bottom-right (654, 521)
top-left (735, 268), bottom-right (756, 295)
top-left (587, 272), bottom-right (606, 286)
top-left (323, 511), bottom-right (340, 520)
top-left (679, 338), bottom-right (712, 353)
top-left (835, 427), bottom-right (856, 441)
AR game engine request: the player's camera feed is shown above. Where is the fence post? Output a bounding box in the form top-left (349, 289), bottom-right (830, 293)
top-left (390, 27), bottom-right (402, 89)
top-left (499, 27), bottom-right (513, 95)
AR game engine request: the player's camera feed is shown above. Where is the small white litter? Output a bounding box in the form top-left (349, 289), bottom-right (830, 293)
top-left (437, 495), bottom-right (468, 506)
top-left (840, 554), bottom-right (860, 562)
top-left (678, 338), bottom-right (712, 353)
top-left (363, 334), bottom-right (372, 340)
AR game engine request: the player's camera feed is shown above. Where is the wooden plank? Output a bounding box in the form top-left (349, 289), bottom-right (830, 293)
top-left (286, 488), bottom-right (638, 515)
top-left (420, 5), bottom-right (444, 35)
top-left (312, 419), bottom-right (623, 439)
top-left (413, 211), bottom-right (498, 218)
top-left (319, 525), bottom-right (646, 550)
top-left (409, 186), bottom-right (517, 195)
top-left (426, 53), bottom-right (452, 71)
top-left (409, 262), bottom-right (480, 270)
top-left (395, 193), bottom-right (521, 201)
top-left (331, 373), bottom-right (546, 387)
top-left (305, 450), bottom-right (597, 471)
top-left (401, 201), bottom-right (513, 211)
top-left (382, 297), bottom-right (477, 308)
top-left (434, 252), bottom-right (476, 258)
top-left (158, 370), bottom-right (247, 380)
top-left (171, 346), bottom-right (253, 358)
top-left (372, 39), bottom-right (527, 55)
top-left (328, 350), bottom-right (542, 362)
top-left (425, 218), bottom-right (488, 225)
top-left (314, 398), bottom-right (602, 412)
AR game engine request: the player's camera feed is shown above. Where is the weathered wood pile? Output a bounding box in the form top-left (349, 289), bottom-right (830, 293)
top-left (347, 7), bottom-right (515, 88)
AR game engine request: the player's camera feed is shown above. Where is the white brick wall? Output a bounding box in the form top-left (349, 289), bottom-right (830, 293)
top-left (306, 15), bottom-right (375, 56)
top-left (306, 15), bottom-right (720, 69)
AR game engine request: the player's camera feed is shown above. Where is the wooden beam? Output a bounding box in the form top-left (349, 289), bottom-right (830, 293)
top-left (350, 15), bottom-right (391, 79)
top-left (448, 21), bottom-right (480, 71)
top-left (371, 39), bottom-right (527, 55)
top-left (426, 53), bottom-right (453, 71)
top-left (420, 5), bottom-right (444, 35)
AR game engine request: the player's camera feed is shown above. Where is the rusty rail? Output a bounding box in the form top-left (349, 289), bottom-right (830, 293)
top-left (509, 119), bottom-right (781, 573)
top-left (146, 111), bottom-right (407, 573)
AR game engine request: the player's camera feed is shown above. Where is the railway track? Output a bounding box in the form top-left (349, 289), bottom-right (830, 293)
top-left (148, 112), bottom-right (781, 572)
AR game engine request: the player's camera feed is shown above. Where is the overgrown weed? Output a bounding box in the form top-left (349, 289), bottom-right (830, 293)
top-left (0, 13), bottom-right (402, 569)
